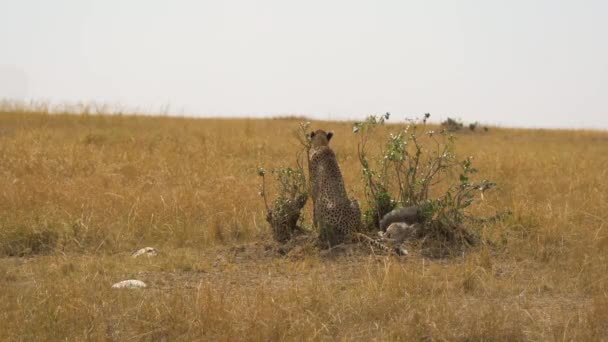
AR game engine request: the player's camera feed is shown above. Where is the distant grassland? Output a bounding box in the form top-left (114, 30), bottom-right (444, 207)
top-left (0, 109), bottom-right (607, 340)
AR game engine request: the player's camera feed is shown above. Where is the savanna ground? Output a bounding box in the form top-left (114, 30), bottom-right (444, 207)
top-left (0, 108), bottom-right (607, 341)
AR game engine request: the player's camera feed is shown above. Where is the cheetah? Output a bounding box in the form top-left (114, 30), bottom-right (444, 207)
top-left (308, 129), bottom-right (361, 245)
top-left (356, 222), bottom-right (420, 256)
top-left (379, 205), bottom-right (422, 231)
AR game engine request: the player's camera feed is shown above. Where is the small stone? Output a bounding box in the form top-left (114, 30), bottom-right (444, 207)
top-left (131, 247), bottom-right (158, 258)
top-left (111, 279), bottom-right (147, 289)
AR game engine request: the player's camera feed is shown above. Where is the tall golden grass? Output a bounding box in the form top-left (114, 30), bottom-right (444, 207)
top-left (0, 108), bottom-right (607, 340)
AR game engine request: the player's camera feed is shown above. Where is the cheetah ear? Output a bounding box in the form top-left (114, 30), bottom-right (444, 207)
top-left (309, 131), bottom-right (316, 139)
top-left (327, 131), bottom-right (333, 142)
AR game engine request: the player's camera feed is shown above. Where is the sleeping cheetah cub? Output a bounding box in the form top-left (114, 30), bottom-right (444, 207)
top-left (357, 222), bottom-right (420, 256)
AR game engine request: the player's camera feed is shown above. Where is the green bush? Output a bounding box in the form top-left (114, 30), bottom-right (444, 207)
top-left (354, 113), bottom-right (505, 249)
top-left (441, 117), bottom-right (464, 132)
top-left (353, 113), bottom-right (396, 229)
top-left (258, 164), bottom-right (309, 243)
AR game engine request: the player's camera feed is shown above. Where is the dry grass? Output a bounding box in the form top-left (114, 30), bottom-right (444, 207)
top-left (0, 109), bottom-right (607, 341)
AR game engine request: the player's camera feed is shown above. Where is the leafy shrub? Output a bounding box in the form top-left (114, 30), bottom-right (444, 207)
top-left (441, 117), bottom-right (464, 132)
top-left (354, 113), bottom-right (504, 250)
top-left (353, 113), bottom-right (396, 229)
top-left (258, 160), bottom-right (309, 243)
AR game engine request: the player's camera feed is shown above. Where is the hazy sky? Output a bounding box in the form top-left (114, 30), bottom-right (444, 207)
top-left (1, 0), bottom-right (607, 128)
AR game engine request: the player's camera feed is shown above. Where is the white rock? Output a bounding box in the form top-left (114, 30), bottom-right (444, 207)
top-left (111, 279), bottom-right (147, 289)
top-left (131, 247), bottom-right (158, 258)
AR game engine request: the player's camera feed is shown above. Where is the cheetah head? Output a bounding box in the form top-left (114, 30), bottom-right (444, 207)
top-left (309, 129), bottom-right (334, 147)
